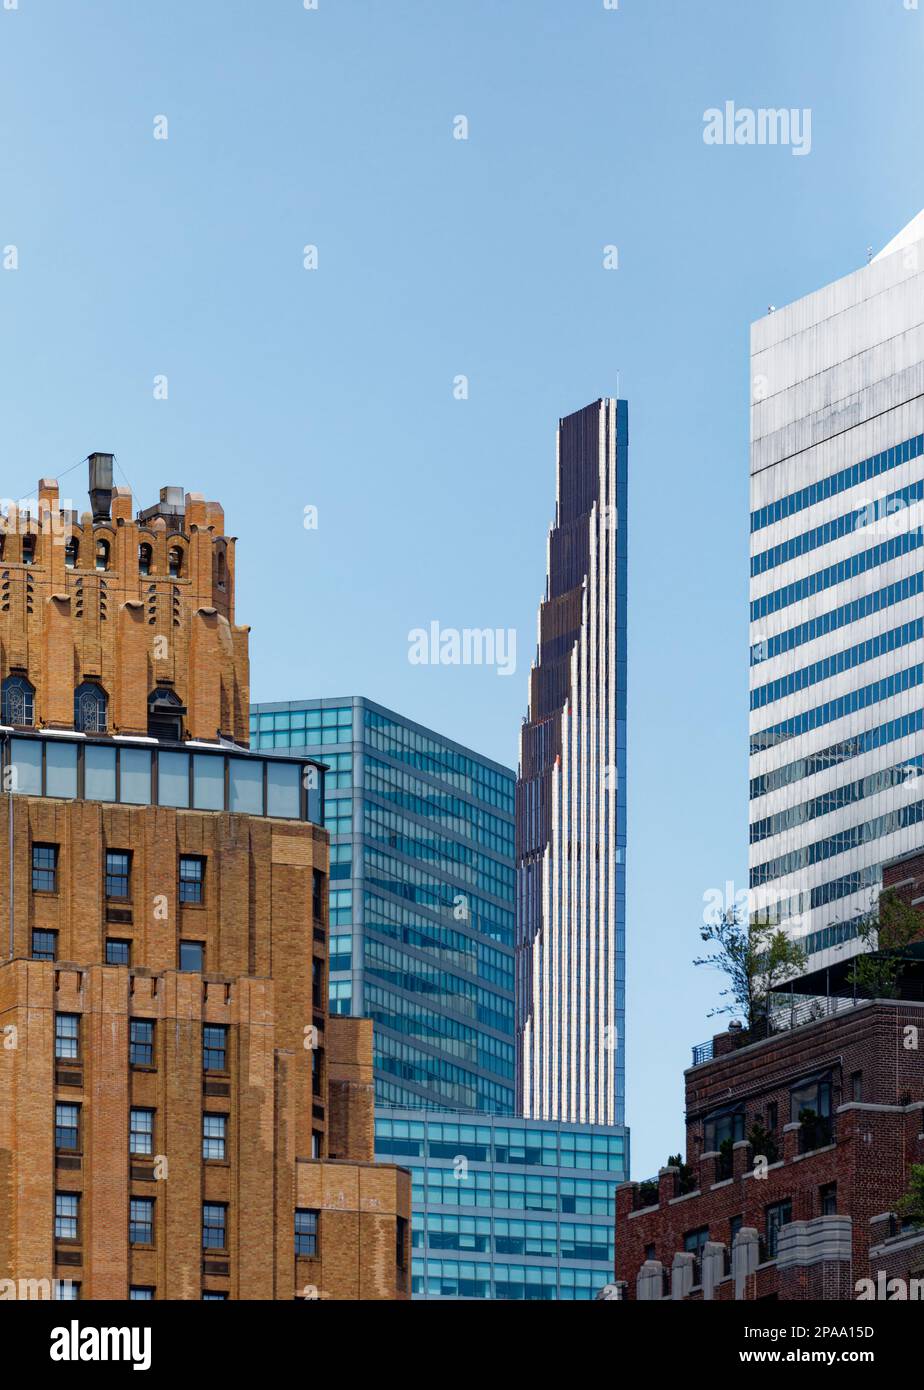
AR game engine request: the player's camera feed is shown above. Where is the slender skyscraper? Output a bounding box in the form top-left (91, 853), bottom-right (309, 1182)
top-left (749, 210), bottom-right (924, 972)
top-left (516, 398), bottom-right (627, 1126)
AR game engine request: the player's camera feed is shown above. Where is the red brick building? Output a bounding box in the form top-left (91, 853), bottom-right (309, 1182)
top-left (614, 857), bottom-right (924, 1302)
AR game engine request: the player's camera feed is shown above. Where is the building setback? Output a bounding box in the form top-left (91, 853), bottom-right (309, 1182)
top-left (0, 461), bottom-right (410, 1301)
top-left (517, 398), bottom-right (627, 1125)
top-left (749, 210), bottom-right (924, 970)
top-left (249, 696), bottom-right (517, 1114)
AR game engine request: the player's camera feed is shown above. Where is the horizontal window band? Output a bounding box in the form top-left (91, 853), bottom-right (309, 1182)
top-left (750, 619), bottom-right (923, 711)
top-left (751, 479), bottom-right (924, 578)
top-left (750, 756), bottom-right (924, 844)
top-left (750, 799), bottom-right (924, 887)
top-left (751, 573), bottom-right (923, 667)
top-left (750, 710), bottom-right (923, 799)
top-left (751, 433), bottom-right (924, 535)
top-left (751, 665), bottom-right (923, 754)
top-left (751, 530), bottom-right (924, 622)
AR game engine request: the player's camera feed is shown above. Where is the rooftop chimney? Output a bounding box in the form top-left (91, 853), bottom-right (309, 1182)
top-left (88, 453), bottom-right (114, 523)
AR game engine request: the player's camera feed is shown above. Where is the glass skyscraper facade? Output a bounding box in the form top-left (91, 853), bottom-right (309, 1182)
top-left (249, 695), bottom-right (517, 1112)
top-left (374, 1109), bottom-right (627, 1300)
top-left (749, 209), bottom-right (924, 969)
top-left (516, 398), bottom-right (627, 1126)
top-left (251, 692), bottom-right (630, 1299)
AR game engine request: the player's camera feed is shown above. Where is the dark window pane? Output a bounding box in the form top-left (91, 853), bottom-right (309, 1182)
top-left (105, 850), bottom-right (130, 899)
top-left (55, 1014), bottom-right (80, 1061)
top-left (203, 1025), bottom-right (227, 1072)
top-left (32, 929), bottom-right (56, 961)
top-left (179, 856), bottom-right (204, 904)
top-left (32, 844), bottom-right (57, 892)
top-left (295, 1208), bottom-right (318, 1257)
top-left (179, 940), bottom-right (204, 973)
top-left (130, 1019), bottom-right (154, 1067)
top-left (106, 939), bottom-right (131, 966)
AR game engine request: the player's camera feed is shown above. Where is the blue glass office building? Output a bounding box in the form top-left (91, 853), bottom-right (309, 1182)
top-left (249, 696), bottom-right (517, 1113)
top-left (374, 1110), bottom-right (628, 1299)
top-left (251, 693), bottom-right (630, 1298)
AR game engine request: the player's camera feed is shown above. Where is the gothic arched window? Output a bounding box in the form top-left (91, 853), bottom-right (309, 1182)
top-left (2, 674), bottom-right (35, 727)
top-left (74, 682), bottom-right (107, 733)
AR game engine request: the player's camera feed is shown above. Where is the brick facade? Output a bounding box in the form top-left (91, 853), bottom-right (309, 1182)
top-left (0, 465), bottom-right (248, 744)
top-left (0, 467), bottom-right (410, 1300)
top-left (615, 1000), bottom-right (924, 1301)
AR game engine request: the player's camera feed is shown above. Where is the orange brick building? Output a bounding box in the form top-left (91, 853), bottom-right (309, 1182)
top-left (0, 456), bottom-right (411, 1301)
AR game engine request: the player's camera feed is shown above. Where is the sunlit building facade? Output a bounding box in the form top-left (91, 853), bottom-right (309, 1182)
top-left (516, 398), bottom-right (627, 1126)
top-left (749, 210), bottom-right (924, 970)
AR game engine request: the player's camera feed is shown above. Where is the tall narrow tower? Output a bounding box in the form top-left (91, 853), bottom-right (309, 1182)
top-left (516, 398), bottom-right (627, 1125)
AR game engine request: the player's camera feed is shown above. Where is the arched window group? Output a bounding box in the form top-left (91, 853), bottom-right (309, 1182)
top-left (2, 674), bottom-right (34, 727)
top-left (1, 676), bottom-right (111, 731)
top-left (74, 682), bottom-right (107, 733)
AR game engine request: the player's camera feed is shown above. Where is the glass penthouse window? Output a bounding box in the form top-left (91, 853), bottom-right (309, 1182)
top-left (5, 736), bottom-right (323, 824)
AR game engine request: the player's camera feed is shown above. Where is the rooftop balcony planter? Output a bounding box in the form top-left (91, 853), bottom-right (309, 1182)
top-left (798, 1107), bottom-right (834, 1154)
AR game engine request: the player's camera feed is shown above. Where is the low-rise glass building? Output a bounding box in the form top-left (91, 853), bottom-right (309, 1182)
top-left (374, 1109), bottom-right (628, 1299)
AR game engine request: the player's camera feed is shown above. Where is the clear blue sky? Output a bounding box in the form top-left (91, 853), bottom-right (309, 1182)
top-left (2, 0), bottom-right (922, 1177)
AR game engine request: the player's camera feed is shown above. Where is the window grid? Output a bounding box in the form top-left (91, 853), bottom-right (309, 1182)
top-left (179, 856), bottom-right (205, 904)
top-left (31, 843), bottom-right (57, 892)
top-left (295, 1208), bottom-right (318, 1257)
top-left (55, 1193), bottom-right (79, 1241)
top-left (55, 1014), bottom-right (80, 1062)
top-left (130, 1198), bottom-right (154, 1245)
top-left (203, 1113), bottom-right (227, 1161)
top-left (55, 1103), bottom-right (80, 1152)
top-left (202, 1203), bottom-right (227, 1251)
top-left (130, 1019), bottom-right (155, 1067)
top-left (130, 1108), bottom-right (154, 1156)
top-left (203, 1025), bottom-right (228, 1073)
top-left (105, 850), bottom-right (131, 899)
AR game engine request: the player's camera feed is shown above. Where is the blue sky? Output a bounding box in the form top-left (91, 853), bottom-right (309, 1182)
top-left (2, 0), bottom-right (922, 1177)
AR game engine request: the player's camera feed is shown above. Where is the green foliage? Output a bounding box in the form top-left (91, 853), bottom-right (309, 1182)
top-left (716, 1135), bottom-right (734, 1178)
top-left (896, 1164), bottom-right (924, 1229)
top-left (847, 890), bottom-right (924, 999)
top-left (668, 1152), bottom-right (696, 1195)
top-left (638, 1178), bottom-right (659, 1207)
top-left (694, 905), bottom-right (808, 1031)
top-left (747, 1119), bottom-right (779, 1167)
